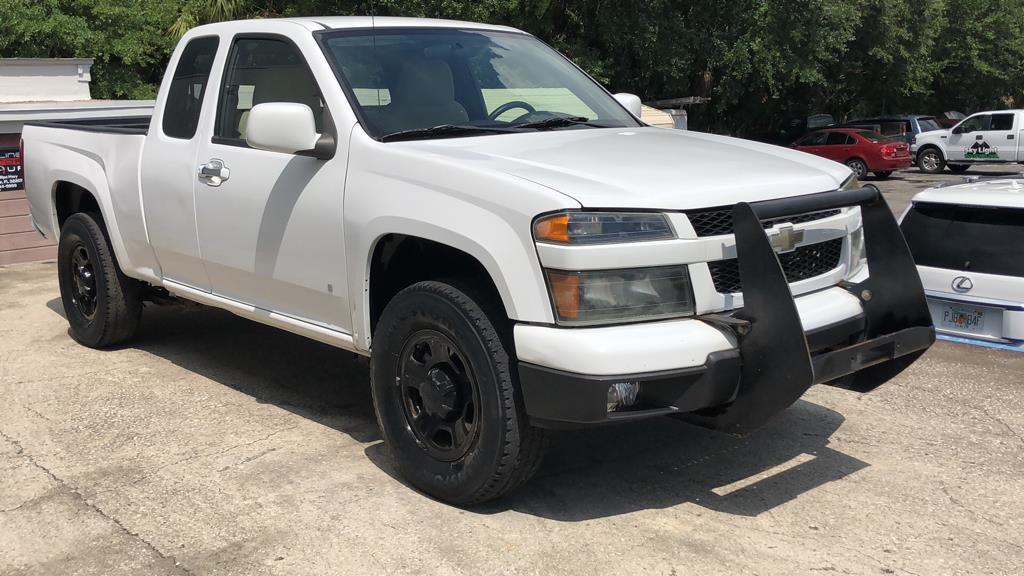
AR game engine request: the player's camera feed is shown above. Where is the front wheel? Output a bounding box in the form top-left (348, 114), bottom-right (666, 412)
top-left (948, 164), bottom-right (970, 174)
top-left (845, 158), bottom-right (868, 179)
top-left (57, 212), bottom-right (142, 348)
top-left (370, 281), bottom-right (546, 505)
top-left (917, 148), bottom-right (945, 174)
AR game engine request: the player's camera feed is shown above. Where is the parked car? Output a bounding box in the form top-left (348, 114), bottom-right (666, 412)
top-left (22, 17), bottom-right (934, 504)
top-left (936, 111), bottom-right (967, 128)
top-left (914, 109), bottom-right (1024, 173)
top-left (792, 128), bottom-right (912, 179)
top-left (900, 178), bottom-right (1023, 343)
top-left (839, 115), bottom-right (944, 161)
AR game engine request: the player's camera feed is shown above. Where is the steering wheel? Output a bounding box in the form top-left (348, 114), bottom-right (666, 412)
top-left (488, 101), bottom-right (536, 121)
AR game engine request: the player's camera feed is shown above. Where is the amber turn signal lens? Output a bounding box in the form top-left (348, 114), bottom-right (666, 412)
top-left (546, 270), bottom-right (580, 319)
top-left (533, 214), bottom-right (570, 243)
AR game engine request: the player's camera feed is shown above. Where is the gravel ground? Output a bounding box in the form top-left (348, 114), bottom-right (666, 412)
top-left (1, 166), bottom-right (1022, 576)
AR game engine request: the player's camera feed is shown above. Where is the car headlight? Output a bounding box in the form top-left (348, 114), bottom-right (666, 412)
top-left (534, 212), bottom-right (674, 244)
top-left (841, 174), bottom-right (861, 191)
top-left (545, 265), bottom-right (695, 325)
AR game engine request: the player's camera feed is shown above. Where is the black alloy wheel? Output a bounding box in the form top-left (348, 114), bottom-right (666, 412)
top-left (398, 329), bottom-right (481, 461)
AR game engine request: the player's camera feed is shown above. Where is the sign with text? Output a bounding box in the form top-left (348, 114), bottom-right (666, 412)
top-left (0, 148), bottom-right (23, 192)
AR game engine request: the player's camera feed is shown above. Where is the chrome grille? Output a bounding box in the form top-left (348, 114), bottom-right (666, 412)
top-left (707, 238), bottom-right (844, 293)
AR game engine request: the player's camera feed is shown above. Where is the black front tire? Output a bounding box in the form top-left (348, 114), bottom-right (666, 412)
top-left (371, 281), bottom-right (546, 505)
top-left (57, 212), bottom-right (142, 348)
top-left (948, 164), bottom-right (970, 174)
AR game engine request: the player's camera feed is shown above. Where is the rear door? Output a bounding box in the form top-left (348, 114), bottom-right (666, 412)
top-left (822, 131), bottom-right (854, 162)
top-left (140, 35), bottom-right (221, 291)
top-left (192, 33), bottom-right (353, 332)
top-left (983, 112), bottom-right (1018, 162)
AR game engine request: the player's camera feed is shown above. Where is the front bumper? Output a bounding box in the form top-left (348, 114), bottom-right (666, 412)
top-left (518, 186), bottom-right (935, 432)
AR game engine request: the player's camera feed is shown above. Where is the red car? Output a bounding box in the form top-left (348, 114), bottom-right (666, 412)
top-left (792, 128), bottom-right (912, 180)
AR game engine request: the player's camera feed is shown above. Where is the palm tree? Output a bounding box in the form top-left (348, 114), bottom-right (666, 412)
top-left (170, 0), bottom-right (248, 39)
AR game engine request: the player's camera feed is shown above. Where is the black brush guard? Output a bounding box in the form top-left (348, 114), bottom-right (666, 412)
top-left (690, 185), bottom-right (934, 434)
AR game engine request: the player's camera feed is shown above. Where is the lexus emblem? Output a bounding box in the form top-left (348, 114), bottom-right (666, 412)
top-left (771, 223), bottom-right (804, 253)
top-left (952, 276), bottom-right (974, 293)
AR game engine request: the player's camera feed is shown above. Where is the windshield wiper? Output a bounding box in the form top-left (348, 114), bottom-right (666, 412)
top-left (512, 116), bottom-right (609, 130)
top-left (381, 124), bottom-right (521, 142)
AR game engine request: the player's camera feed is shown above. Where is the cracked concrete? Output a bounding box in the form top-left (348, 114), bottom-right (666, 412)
top-left (2, 168), bottom-right (1023, 575)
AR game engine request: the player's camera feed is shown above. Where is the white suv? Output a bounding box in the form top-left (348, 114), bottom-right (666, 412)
top-left (900, 177), bottom-right (1024, 343)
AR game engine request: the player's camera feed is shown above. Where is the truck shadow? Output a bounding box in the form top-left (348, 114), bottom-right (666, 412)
top-left (48, 297), bottom-right (867, 520)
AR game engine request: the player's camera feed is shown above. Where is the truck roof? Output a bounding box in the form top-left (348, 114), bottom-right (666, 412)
top-left (202, 16), bottom-right (526, 34)
top-left (914, 178), bottom-right (1024, 210)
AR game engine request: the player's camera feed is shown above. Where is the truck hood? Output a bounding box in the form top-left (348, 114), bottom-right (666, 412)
top-left (400, 127), bottom-right (851, 210)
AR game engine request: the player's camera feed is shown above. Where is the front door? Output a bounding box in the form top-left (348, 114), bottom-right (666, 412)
top-left (193, 35), bottom-right (351, 332)
top-left (947, 113), bottom-right (991, 162)
top-left (141, 36), bottom-right (221, 291)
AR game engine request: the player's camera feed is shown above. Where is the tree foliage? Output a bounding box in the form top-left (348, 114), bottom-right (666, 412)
top-left (1, 0), bottom-right (1022, 133)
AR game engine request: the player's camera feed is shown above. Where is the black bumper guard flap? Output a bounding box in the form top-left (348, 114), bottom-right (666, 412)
top-left (695, 186), bottom-right (935, 434)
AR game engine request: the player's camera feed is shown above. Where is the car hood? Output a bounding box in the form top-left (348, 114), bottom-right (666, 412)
top-left (399, 127), bottom-right (851, 210)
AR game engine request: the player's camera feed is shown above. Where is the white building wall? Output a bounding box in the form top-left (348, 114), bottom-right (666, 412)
top-left (0, 58), bottom-right (94, 103)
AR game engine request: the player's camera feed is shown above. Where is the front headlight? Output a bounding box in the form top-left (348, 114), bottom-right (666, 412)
top-left (545, 265), bottom-right (695, 325)
top-left (534, 212), bottom-right (674, 244)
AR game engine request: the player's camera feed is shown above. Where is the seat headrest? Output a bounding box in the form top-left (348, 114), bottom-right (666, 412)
top-left (394, 58), bottom-right (456, 106)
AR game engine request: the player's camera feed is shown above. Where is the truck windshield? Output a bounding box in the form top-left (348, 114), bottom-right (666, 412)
top-left (318, 28), bottom-right (640, 140)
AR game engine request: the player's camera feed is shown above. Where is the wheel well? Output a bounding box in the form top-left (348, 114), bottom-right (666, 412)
top-left (54, 182), bottom-right (101, 229)
top-left (918, 145), bottom-right (942, 158)
top-left (369, 234), bottom-right (507, 334)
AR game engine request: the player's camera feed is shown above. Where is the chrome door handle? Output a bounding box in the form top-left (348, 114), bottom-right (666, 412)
top-left (976, 135), bottom-right (984, 140)
top-left (198, 159), bottom-right (230, 186)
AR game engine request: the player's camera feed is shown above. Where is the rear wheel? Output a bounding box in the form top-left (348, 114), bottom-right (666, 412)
top-left (845, 158), bottom-right (868, 179)
top-left (917, 148), bottom-right (945, 173)
top-left (873, 171), bottom-right (893, 179)
top-left (948, 164), bottom-right (970, 174)
top-left (57, 212), bottom-right (142, 348)
top-left (370, 281), bottom-right (546, 505)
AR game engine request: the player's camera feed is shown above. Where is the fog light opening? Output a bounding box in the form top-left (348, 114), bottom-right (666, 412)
top-left (607, 381), bottom-right (640, 412)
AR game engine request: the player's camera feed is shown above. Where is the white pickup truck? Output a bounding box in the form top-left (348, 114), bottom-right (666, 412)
top-left (915, 109), bottom-right (1024, 173)
top-left (22, 17), bottom-right (934, 504)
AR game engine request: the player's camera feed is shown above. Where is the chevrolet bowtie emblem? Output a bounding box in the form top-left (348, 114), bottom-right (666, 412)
top-left (771, 223), bottom-right (803, 253)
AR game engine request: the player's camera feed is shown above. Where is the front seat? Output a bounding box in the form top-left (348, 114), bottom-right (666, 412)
top-left (385, 58), bottom-right (469, 133)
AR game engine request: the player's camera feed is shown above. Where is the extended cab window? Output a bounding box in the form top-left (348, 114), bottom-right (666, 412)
top-left (163, 36), bottom-right (219, 140)
top-left (214, 37), bottom-right (324, 144)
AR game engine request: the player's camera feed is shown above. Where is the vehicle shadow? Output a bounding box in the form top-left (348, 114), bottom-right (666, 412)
top-left (48, 297), bottom-right (867, 520)
top-left (46, 297), bottom-right (382, 444)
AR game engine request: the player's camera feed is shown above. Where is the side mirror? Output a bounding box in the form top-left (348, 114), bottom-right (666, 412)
top-left (953, 125), bottom-right (967, 134)
top-left (245, 102), bottom-right (335, 159)
top-left (613, 93), bottom-right (643, 118)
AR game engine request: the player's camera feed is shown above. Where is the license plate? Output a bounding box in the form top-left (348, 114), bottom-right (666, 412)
top-left (940, 305), bottom-right (985, 333)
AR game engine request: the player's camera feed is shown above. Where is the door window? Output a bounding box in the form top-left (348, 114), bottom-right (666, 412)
top-left (163, 36), bottom-right (220, 140)
top-left (825, 132), bottom-right (852, 145)
top-left (990, 113), bottom-right (1015, 131)
top-left (798, 132), bottom-right (828, 146)
top-left (959, 115), bottom-right (990, 133)
top-left (214, 37), bottom-right (324, 145)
